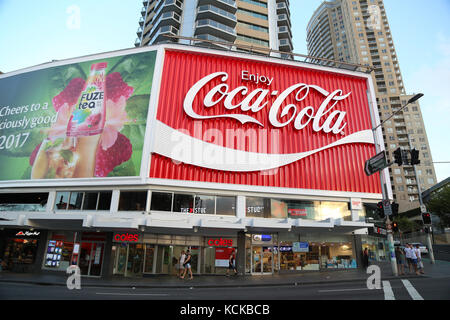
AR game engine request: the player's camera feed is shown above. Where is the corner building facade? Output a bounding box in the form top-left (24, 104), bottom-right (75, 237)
top-left (0, 44), bottom-right (388, 278)
top-left (307, 0), bottom-right (437, 214)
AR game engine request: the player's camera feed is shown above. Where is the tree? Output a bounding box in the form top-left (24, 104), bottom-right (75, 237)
top-left (426, 184), bottom-right (450, 228)
top-left (394, 216), bottom-right (419, 233)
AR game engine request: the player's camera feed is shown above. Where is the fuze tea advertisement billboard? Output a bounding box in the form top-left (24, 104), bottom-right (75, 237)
top-left (0, 50), bottom-right (156, 181)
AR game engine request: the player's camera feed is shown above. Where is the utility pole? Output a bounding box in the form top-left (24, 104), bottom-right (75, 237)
top-left (407, 134), bottom-right (435, 264)
top-left (366, 93), bottom-right (424, 276)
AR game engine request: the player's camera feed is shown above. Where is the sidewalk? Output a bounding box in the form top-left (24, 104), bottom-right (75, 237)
top-left (0, 260), bottom-right (448, 289)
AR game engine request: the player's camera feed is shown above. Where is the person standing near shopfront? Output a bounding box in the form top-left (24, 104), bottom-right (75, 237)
top-left (226, 250), bottom-right (237, 277)
top-left (180, 250), bottom-right (193, 280)
top-left (362, 248), bottom-right (369, 270)
top-left (178, 250), bottom-right (186, 278)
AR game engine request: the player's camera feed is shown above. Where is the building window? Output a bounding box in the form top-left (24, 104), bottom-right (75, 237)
top-left (237, 8), bottom-right (268, 20)
top-left (150, 192), bottom-right (173, 211)
top-left (118, 191), bottom-right (147, 211)
top-left (55, 191), bottom-right (112, 211)
top-left (0, 193), bottom-right (48, 212)
top-left (246, 198), bottom-right (351, 221)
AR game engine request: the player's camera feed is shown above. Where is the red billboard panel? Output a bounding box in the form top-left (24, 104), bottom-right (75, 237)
top-left (150, 49), bottom-right (380, 194)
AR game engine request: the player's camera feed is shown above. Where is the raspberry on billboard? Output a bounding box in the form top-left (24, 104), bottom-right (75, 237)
top-left (0, 50), bottom-right (157, 181)
top-left (150, 49), bottom-right (381, 194)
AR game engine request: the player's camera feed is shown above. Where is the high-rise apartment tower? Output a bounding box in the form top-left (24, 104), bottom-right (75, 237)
top-left (135, 0), bottom-right (293, 56)
top-left (307, 0), bottom-right (437, 213)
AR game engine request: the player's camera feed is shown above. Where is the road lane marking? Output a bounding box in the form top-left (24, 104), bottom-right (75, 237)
top-left (401, 280), bottom-right (424, 300)
top-left (96, 292), bottom-right (169, 296)
top-left (382, 281), bottom-right (395, 300)
top-left (318, 288), bottom-right (380, 293)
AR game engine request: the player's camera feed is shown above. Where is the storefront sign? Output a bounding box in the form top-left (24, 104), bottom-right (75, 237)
top-left (350, 198), bottom-right (363, 210)
top-left (293, 242), bottom-right (309, 253)
top-left (207, 238), bottom-right (233, 247)
top-left (253, 235), bottom-right (272, 242)
top-left (113, 232), bottom-right (139, 242)
top-left (151, 49), bottom-right (381, 194)
top-left (15, 230), bottom-right (40, 237)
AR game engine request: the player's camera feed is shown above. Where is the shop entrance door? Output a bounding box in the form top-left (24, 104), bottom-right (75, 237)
top-left (155, 245), bottom-right (172, 274)
top-left (79, 242), bottom-right (104, 277)
top-left (251, 246), bottom-right (273, 274)
top-left (126, 244), bottom-right (144, 277)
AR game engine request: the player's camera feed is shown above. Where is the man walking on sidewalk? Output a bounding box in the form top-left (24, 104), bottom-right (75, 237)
top-left (415, 244), bottom-right (425, 274)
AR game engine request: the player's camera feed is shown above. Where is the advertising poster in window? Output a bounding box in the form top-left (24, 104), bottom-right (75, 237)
top-left (0, 50), bottom-right (156, 181)
top-left (215, 247), bottom-right (234, 267)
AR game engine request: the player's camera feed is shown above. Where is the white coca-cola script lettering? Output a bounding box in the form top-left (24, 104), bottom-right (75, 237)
top-left (183, 72), bottom-right (351, 135)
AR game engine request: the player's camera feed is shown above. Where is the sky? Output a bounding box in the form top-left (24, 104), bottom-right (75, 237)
top-left (0, 0), bottom-right (449, 183)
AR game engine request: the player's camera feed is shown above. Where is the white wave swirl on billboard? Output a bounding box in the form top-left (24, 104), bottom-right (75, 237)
top-left (152, 121), bottom-right (374, 172)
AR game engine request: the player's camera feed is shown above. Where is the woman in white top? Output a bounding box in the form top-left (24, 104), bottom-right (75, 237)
top-left (178, 250), bottom-right (186, 278)
top-left (405, 244), bottom-right (420, 275)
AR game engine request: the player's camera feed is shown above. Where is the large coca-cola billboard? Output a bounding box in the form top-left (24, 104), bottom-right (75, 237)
top-left (150, 49), bottom-right (381, 194)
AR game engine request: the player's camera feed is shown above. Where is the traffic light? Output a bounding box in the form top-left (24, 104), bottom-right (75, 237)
top-left (393, 148), bottom-right (403, 166)
top-left (410, 148), bottom-right (420, 165)
top-left (391, 202), bottom-right (399, 218)
top-left (376, 201), bottom-right (385, 219)
top-left (422, 212), bottom-right (432, 225)
top-left (392, 221), bottom-right (399, 232)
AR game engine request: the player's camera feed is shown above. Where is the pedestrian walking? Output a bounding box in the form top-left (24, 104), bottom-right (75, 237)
top-left (405, 244), bottom-right (420, 275)
top-left (415, 244), bottom-right (425, 274)
top-left (395, 246), bottom-right (405, 275)
top-left (178, 250), bottom-right (186, 278)
top-left (362, 248), bottom-right (369, 270)
top-left (180, 250), bottom-right (193, 280)
top-left (226, 250), bottom-right (237, 276)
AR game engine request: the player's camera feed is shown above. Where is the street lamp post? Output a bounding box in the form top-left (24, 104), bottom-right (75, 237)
top-left (370, 93), bottom-right (424, 276)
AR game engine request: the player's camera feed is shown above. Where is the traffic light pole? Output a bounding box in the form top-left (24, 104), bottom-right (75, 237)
top-left (407, 134), bottom-right (435, 264)
top-left (370, 117), bottom-right (398, 277)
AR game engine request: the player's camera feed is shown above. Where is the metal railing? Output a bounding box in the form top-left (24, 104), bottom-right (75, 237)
top-left (163, 35), bottom-right (374, 73)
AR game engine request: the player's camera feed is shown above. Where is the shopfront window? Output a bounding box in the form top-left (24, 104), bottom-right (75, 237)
top-left (119, 191), bottom-right (147, 211)
top-left (173, 194), bottom-right (194, 213)
top-left (319, 241), bottom-right (356, 269)
top-left (0, 193), bottom-right (48, 212)
top-left (216, 196), bottom-right (236, 216)
top-left (246, 197), bottom-right (271, 218)
top-left (2, 238), bottom-right (38, 271)
top-left (194, 195), bottom-right (215, 215)
top-left (43, 231), bottom-right (76, 271)
top-left (246, 197), bottom-right (351, 221)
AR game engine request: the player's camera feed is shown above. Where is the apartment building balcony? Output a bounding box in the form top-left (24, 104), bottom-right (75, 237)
top-left (139, 16), bottom-right (145, 27)
top-left (197, 4), bottom-right (237, 28)
top-left (278, 25), bottom-right (292, 39)
top-left (141, 6), bottom-right (147, 17)
top-left (194, 34), bottom-right (231, 49)
top-left (148, 25), bottom-right (179, 44)
top-left (277, 14), bottom-right (291, 28)
top-left (279, 38), bottom-right (293, 52)
top-left (198, 0), bottom-right (237, 13)
top-left (195, 19), bottom-right (237, 42)
top-left (135, 37), bottom-right (141, 47)
top-left (277, 2), bottom-right (289, 16)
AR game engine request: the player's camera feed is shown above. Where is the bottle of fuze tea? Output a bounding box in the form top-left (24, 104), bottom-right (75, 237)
top-left (66, 62), bottom-right (108, 178)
